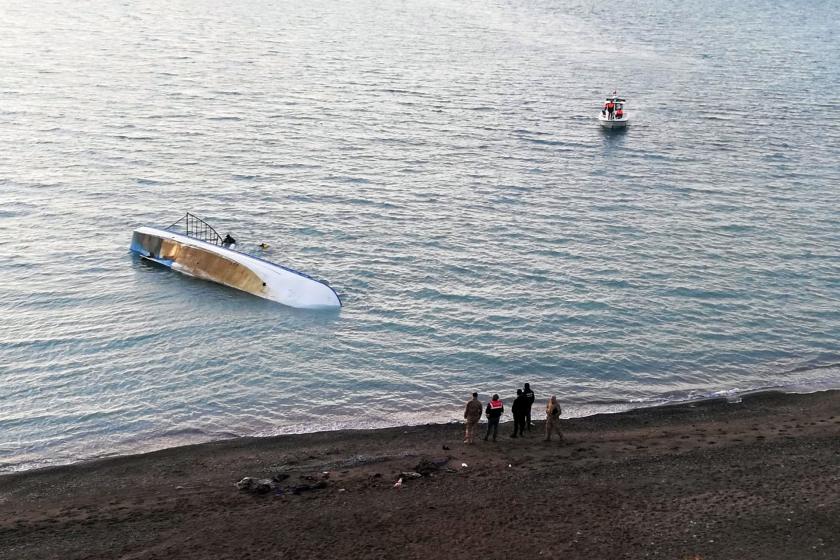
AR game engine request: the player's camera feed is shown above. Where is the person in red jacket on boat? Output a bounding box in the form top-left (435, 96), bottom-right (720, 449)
top-left (483, 394), bottom-right (504, 442)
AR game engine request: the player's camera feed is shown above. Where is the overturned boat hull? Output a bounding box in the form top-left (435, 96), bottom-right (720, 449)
top-left (130, 226), bottom-right (341, 309)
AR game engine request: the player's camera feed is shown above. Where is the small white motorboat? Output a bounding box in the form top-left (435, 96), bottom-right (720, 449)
top-left (130, 213), bottom-right (341, 309)
top-left (598, 92), bottom-right (628, 129)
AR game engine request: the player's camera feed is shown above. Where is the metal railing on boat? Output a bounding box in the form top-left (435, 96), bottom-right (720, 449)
top-left (166, 212), bottom-right (224, 246)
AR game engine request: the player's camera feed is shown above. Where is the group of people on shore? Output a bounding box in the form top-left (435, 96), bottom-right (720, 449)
top-left (462, 384), bottom-right (563, 444)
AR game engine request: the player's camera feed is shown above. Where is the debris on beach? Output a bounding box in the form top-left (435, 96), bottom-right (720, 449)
top-left (393, 478), bottom-right (403, 488)
top-left (237, 475), bottom-right (329, 496)
top-left (400, 471), bottom-right (423, 479)
top-left (290, 481), bottom-right (328, 494)
top-left (414, 457), bottom-right (449, 476)
top-left (236, 477), bottom-right (274, 494)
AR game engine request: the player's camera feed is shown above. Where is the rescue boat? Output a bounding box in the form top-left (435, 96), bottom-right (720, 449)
top-left (130, 213), bottom-right (341, 309)
top-left (598, 92), bottom-right (628, 129)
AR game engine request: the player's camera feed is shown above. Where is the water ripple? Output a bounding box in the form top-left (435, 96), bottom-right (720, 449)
top-left (1, 0), bottom-right (838, 471)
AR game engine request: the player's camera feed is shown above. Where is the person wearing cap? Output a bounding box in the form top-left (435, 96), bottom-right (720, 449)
top-left (483, 394), bottom-right (504, 442)
top-left (523, 383), bottom-right (535, 430)
top-left (463, 392), bottom-right (483, 444)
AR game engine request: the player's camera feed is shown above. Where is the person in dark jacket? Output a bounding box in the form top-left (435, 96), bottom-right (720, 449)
top-left (483, 394), bottom-right (504, 442)
top-left (523, 383), bottom-right (535, 431)
top-left (511, 389), bottom-right (526, 438)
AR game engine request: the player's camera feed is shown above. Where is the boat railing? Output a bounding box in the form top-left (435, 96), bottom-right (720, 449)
top-left (166, 212), bottom-right (224, 245)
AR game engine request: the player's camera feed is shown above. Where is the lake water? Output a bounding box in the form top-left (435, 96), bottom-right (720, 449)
top-left (1, 0), bottom-right (838, 471)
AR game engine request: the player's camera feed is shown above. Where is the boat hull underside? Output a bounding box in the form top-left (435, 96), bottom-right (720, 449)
top-left (131, 228), bottom-right (341, 309)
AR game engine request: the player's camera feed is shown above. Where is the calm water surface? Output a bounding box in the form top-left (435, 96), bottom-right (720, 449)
top-left (1, 0), bottom-right (839, 471)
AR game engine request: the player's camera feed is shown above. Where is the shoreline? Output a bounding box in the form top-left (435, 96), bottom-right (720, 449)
top-left (6, 381), bottom-right (840, 475)
top-left (2, 389), bottom-right (840, 558)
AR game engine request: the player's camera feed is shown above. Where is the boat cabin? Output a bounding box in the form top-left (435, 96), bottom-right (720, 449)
top-left (601, 94), bottom-right (626, 121)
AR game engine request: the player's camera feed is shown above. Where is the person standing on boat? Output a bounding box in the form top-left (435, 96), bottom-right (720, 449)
top-left (483, 394), bottom-right (504, 442)
top-left (606, 100), bottom-right (615, 119)
top-left (544, 396), bottom-right (563, 442)
top-left (523, 383), bottom-right (535, 430)
top-left (463, 392), bottom-right (483, 444)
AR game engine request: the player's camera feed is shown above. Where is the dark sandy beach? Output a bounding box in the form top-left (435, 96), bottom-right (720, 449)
top-left (2, 390), bottom-right (839, 559)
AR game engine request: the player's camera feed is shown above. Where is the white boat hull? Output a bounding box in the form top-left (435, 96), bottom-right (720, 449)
top-left (598, 115), bottom-right (628, 128)
top-left (130, 227), bottom-right (341, 309)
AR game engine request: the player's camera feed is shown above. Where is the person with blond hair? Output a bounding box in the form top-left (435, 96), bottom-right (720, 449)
top-left (544, 395), bottom-right (563, 442)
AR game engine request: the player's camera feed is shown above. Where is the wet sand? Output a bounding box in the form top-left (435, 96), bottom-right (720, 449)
top-left (2, 390), bottom-right (839, 559)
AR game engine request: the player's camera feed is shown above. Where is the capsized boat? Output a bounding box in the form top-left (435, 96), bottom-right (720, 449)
top-left (130, 213), bottom-right (341, 309)
top-left (598, 92), bottom-right (628, 129)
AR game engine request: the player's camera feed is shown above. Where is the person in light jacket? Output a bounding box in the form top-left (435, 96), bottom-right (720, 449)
top-left (545, 395), bottom-right (563, 442)
top-left (463, 392), bottom-right (483, 444)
